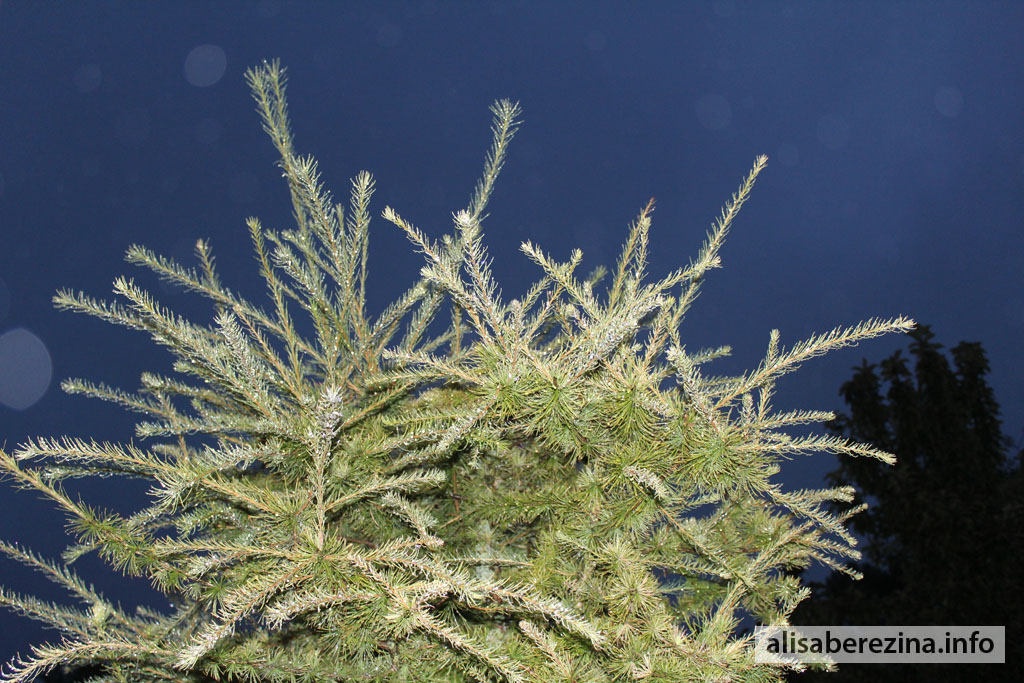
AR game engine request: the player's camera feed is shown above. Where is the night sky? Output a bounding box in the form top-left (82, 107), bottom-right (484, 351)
top-left (1, 1), bottom-right (1022, 661)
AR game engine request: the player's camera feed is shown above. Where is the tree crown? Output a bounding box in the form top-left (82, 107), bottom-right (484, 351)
top-left (1, 61), bottom-right (913, 683)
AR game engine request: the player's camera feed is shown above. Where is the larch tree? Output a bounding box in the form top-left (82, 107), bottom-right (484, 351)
top-left (2, 62), bottom-right (912, 683)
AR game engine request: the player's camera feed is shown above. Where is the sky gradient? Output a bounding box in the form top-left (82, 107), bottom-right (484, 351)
top-left (1, 1), bottom-right (1022, 660)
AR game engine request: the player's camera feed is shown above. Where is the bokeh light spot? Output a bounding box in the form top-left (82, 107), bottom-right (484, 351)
top-left (256, 0), bottom-right (280, 18)
top-left (695, 94), bottom-right (732, 130)
top-left (376, 23), bottom-right (403, 47)
top-left (584, 30), bottom-right (607, 51)
top-left (0, 328), bottom-right (53, 411)
top-left (934, 86), bottom-right (964, 118)
top-left (713, 0), bottom-right (737, 18)
top-left (515, 140), bottom-right (544, 167)
top-left (776, 142), bottom-right (800, 167)
top-left (0, 278), bottom-right (10, 323)
top-left (73, 63), bottom-right (102, 93)
top-left (195, 117), bottom-right (223, 145)
top-left (184, 44), bottom-right (228, 87)
top-left (816, 114), bottom-right (850, 150)
top-left (160, 175), bottom-right (180, 195)
top-left (229, 172), bottom-right (260, 205)
top-left (115, 108), bottom-right (152, 148)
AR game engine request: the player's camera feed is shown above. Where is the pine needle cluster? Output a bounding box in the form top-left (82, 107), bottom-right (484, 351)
top-left (0, 61), bottom-right (914, 682)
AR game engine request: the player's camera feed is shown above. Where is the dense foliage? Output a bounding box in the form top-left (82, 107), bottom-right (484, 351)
top-left (1, 62), bottom-right (912, 682)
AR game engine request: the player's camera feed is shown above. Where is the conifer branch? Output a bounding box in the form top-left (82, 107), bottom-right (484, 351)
top-left (0, 62), bottom-right (915, 683)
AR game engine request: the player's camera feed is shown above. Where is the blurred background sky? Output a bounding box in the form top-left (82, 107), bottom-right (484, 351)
top-left (1, 0), bottom-right (1022, 660)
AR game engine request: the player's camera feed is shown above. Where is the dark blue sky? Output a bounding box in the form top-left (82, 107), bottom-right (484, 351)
top-left (1, 0), bottom-right (1022, 660)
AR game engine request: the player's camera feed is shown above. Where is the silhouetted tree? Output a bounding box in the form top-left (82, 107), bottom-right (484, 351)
top-left (792, 325), bottom-right (1022, 682)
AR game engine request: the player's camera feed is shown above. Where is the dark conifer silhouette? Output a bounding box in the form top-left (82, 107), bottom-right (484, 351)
top-left (792, 325), bottom-right (1022, 682)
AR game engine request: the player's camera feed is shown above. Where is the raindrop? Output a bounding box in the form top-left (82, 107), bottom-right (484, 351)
top-left (184, 44), bottom-right (228, 87)
top-left (0, 328), bottom-right (53, 411)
